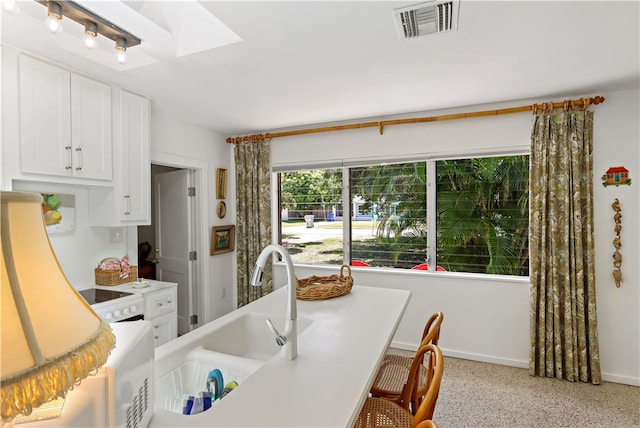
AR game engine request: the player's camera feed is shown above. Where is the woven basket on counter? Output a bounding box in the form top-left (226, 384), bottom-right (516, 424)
top-left (296, 264), bottom-right (353, 300)
top-left (95, 257), bottom-right (138, 286)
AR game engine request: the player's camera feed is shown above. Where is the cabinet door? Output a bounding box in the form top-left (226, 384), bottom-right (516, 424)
top-left (150, 313), bottom-right (177, 347)
top-left (19, 55), bottom-right (72, 176)
top-left (88, 89), bottom-right (150, 226)
top-left (119, 90), bottom-right (150, 221)
top-left (70, 74), bottom-right (112, 180)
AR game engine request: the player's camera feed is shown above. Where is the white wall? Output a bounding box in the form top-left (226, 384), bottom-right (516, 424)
top-left (270, 89), bottom-right (640, 386)
top-left (591, 90), bottom-right (640, 385)
top-left (149, 109), bottom-right (236, 323)
top-left (10, 181), bottom-right (136, 287)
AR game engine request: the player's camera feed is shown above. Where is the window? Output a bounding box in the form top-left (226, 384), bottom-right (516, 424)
top-left (436, 156), bottom-right (529, 276)
top-left (280, 169), bottom-right (343, 265)
top-left (350, 162), bottom-right (427, 268)
top-left (278, 154), bottom-right (529, 276)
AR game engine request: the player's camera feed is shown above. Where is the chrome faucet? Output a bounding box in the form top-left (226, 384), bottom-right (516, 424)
top-left (250, 244), bottom-right (297, 360)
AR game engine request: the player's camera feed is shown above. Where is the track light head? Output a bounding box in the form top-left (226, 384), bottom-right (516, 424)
top-left (115, 37), bottom-right (127, 64)
top-left (84, 22), bottom-right (97, 48)
top-left (46, 1), bottom-right (63, 34)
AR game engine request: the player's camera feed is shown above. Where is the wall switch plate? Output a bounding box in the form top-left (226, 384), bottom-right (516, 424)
top-left (109, 227), bottom-right (124, 244)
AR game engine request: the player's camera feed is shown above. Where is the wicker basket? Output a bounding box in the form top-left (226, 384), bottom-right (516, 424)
top-left (296, 264), bottom-right (353, 300)
top-left (95, 258), bottom-right (138, 286)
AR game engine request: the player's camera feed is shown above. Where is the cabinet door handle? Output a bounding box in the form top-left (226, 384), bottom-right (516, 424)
top-left (65, 145), bottom-right (72, 170)
top-left (124, 194), bottom-right (131, 215)
top-left (74, 147), bottom-right (82, 171)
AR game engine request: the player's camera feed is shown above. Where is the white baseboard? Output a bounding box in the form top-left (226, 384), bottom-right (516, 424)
top-left (390, 341), bottom-right (640, 386)
top-left (601, 373), bottom-right (640, 386)
top-left (390, 341), bottom-right (527, 368)
top-left (389, 340), bottom-right (417, 352)
top-left (439, 348), bottom-right (529, 368)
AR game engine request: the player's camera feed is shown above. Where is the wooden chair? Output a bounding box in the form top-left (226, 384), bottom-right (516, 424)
top-left (370, 312), bottom-right (444, 412)
top-left (355, 344), bottom-right (444, 428)
top-left (414, 421), bottom-right (439, 428)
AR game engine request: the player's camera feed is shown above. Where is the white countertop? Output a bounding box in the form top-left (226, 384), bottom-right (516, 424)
top-left (150, 285), bottom-right (411, 427)
top-left (94, 279), bottom-right (177, 294)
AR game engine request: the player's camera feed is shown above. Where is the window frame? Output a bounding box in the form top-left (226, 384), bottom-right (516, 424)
top-left (276, 150), bottom-right (530, 276)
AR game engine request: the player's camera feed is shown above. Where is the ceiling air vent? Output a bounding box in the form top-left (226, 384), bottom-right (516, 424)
top-left (394, 0), bottom-right (459, 40)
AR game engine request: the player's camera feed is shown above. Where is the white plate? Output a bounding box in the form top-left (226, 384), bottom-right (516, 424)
top-left (132, 280), bottom-right (150, 288)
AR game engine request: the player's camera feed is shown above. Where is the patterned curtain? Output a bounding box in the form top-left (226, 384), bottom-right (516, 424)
top-left (529, 109), bottom-right (601, 384)
top-left (234, 140), bottom-right (273, 307)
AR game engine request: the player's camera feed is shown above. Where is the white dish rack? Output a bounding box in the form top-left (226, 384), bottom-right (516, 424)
top-left (155, 348), bottom-right (263, 415)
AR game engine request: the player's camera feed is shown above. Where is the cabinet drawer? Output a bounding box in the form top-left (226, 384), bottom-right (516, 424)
top-left (144, 289), bottom-right (176, 319)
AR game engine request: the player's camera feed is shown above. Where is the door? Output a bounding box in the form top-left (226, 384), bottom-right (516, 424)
top-left (155, 169), bottom-right (196, 335)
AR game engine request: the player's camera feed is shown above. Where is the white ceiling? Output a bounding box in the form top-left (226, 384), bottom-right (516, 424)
top-left (2, 1), bottom-right (639, 137)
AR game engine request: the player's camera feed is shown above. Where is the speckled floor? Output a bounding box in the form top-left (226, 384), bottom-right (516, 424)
top-left (387, 350), bottom-right (640, 428)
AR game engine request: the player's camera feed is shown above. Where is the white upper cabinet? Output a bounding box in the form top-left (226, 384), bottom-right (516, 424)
top-left (118, 89), bottom-right (150, 222)
top-left (89, 89), bottom-right (150, 226)
top-left (19, 55), bottom-right (112, 181)
top-left (70, 74), bottom-right (112, 180)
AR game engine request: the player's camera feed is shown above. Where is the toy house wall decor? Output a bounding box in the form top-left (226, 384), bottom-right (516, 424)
top-left (602, 166), bottom-right (631, 187)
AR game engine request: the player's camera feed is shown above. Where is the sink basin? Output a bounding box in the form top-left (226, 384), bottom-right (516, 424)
top-left (155, 348), bottom-right (263, 414)
top-left (200, 313), bottom-right (312, 361)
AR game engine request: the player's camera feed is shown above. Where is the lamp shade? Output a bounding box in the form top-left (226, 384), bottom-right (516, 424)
top-left (0, 191), bottom-right (116, 422)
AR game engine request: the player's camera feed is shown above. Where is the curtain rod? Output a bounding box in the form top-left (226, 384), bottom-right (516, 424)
top-left (226, 95), bottom-right (605, 144)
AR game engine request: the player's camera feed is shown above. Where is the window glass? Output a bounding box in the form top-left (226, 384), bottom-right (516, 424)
top-left (350, 162), bottom-right (427, 268)
top-left (436, 156), bottom-right (530, 276)
top-left (279, 169), bottom-right (343, 265)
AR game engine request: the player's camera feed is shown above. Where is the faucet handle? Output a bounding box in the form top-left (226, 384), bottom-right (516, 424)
top-left (265, 318), bottom-right (287, 346)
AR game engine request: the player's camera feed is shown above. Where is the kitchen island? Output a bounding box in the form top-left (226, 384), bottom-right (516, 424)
top-left (151, 284), bottom-right (411, 427)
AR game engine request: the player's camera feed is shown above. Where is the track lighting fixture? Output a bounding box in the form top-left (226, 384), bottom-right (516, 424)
top-left (35, 0), bottom-right (141, 63)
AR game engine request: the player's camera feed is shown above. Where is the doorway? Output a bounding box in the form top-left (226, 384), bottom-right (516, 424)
top-left (138, 164), bottom-right (201, 335)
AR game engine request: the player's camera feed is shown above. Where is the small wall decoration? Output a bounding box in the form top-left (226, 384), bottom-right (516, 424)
top-left (216, 168), bottom-right (227, 199)
top-left (602, 166), bottom-right (631, 187)
top-left (217, 201), bottom-right (227, 219)
top-left (40, 193), bottom-right (75, 234)
top-left (211, 225), bottom-right (235, 255)
top-left (611, 198), bottom-right (623, 287)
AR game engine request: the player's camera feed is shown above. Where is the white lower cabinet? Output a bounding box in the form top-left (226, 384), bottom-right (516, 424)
top-left (143, 285), bottom-right (178, 347)
top-left (150, 313), bottom-right (176, 347)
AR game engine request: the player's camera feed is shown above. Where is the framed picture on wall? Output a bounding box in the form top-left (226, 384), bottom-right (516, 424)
top-left (211, 225), bottom-right (235, 255)
top-left (216, 168), bottom-right (227, 199)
